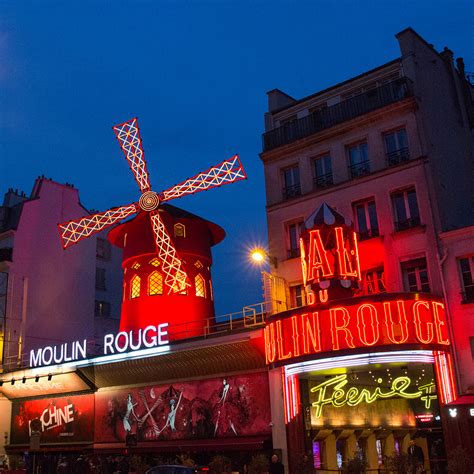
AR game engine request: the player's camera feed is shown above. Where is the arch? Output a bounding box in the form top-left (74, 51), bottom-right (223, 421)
top-left (195, 273), bottom-right (206, 298)
top-left (148, 271), bottom-right (163, 296)
top-left (174, 223), bottom-right (186, 238)
top-left (130, 275), bottom-right (141, 299)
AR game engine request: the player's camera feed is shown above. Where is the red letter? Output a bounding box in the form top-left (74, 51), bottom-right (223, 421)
top-left (432, 302), bottom-right (450, 345)
top-left (276, 320), bottom-right (292, 360)
top-left (330, 307), bottom-right (355, 350)
top-left (335, 227), bottom-right (360, 279)
top-left (412, 301), bottom-right (434, 344)
top-left (356, 304), bottom-right (380, 346)
top-left (264, 324), bottom-right (276, 364)
top-left (383, 300), bottom-right (409, 344)
top-left (307, 230), bottom-right (332, 283)
top-left (291, 316), bottom-right (301, 357)
top-left (301, 312), bottom-right (322, 355)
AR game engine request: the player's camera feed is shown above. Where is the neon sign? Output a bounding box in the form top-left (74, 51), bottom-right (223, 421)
top-left (310, 374), bottom-right (437, 417)
top-left (29, 323), bottom-right (169, 368)
top-left (264, 296), bottom-right (450, 366)
top-left (30, 403), bottom-right (75, 434)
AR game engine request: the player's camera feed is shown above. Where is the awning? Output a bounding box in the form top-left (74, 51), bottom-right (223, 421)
top-left (446, 394), bottom-right (474, 406)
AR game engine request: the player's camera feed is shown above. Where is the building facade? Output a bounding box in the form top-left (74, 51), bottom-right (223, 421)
top-left (260, 28), bottom-right (474, 471)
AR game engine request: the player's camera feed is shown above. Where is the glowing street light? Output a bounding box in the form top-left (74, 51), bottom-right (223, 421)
top-left (249, 248), bottom-right (277, 267)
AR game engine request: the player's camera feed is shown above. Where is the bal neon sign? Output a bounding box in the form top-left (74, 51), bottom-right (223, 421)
top-left (310, 374), bottom-right (437, 417)
top-left (29, 323), bottom-right (169, 368)
top-left (264, 295), bottom-right (449, 366)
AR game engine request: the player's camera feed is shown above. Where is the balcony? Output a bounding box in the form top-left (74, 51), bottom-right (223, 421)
top-left (287, 248), bottom-right (300, 259)
top-left (313, 172), bottom-right (334, 189)
top-left (263, 78), bottom-right (411, 152)
top-left (349, 160), bottom-right (371, 179)
top-left (461, 287), bottom-right (474, 304)
top-left (282, 183), bottom-right (301, 200)
top-left (387, 147), bottom-right (410, 166)
top-left (394, 216), bottom-right (421, 232)
top-left (358, 227), bottom-right (380, 241)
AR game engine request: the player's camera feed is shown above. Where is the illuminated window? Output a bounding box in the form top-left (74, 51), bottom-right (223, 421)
top-left (149, 258), bottom-right (160, 267)
top-left (282, 165), bottom-right (301, 200)
top-left (95, 267), bottom-right (106, 290)
top-left (391, 188), bottom-right (420, 231)
top-left (194, 260), bottom-right (203, 269)
top-left (95, 300), bottom-right (111, 318)
top-left (313, 154), bottom-right (333, 189)
top-left (384, 128), bottom-right (409, 166)
top-left (131, 262), bottom-right (140, 270)
top-left (353, 199), bottom-right (379, 240)
top-left (347, 142), bottom-right (370, 178)
top-left (363, 268), bottom-right (386, 294)
top-left (130, 275), bottom-right (141, 299)
top-left (195, 274), bottom-right (205, 297)
top-left (402, 258), bottom-right (430, 293)
top-left (286, 220), bottom-right (304, 259)
top-left (458, 256), bottom-right (474, 302)
top-left (148, 271), bottom-right (163, 296)
top-left (174, 223), bottom-right (186, 238)
top-left (96, 238), bottom-right (111, 260)
top-left (290, 285), bottom-right (305, 308)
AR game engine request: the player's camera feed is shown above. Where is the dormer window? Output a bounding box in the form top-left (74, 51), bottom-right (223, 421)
top-left (174, 223), bottom-right (186, 238)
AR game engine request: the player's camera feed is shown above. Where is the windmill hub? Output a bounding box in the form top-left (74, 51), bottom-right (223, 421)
top-left (139, 191), bottom-right (160, 211)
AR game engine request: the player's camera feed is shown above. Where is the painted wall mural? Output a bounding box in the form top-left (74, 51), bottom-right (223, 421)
top-left (10, 393), bottom-right (94, 444)
top-left (95, 372), bottom-right (271, 443)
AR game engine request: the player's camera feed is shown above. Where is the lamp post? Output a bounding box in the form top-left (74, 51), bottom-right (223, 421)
top-left (249, 248), bottom-right (278, 268)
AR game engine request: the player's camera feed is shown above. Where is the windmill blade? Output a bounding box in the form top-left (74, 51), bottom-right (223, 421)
top-left (149, 211), bottom-right (188, 294)
top-left (113, 118), bottom-right (151, 193)
top-left (159, 155), bottom-right (246, 202)
top-left (58, 203), bottom-right (138, 249)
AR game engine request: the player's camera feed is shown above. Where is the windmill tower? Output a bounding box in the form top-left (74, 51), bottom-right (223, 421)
top-left (58, 118), bottom-right (246, 339)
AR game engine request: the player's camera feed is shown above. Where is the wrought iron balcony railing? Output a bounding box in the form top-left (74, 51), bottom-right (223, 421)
top-left (349, 160), bottom-right (371, 179)
top-left (461, 288), bottom-right (474, 304)
top-left (387, 147), bottom-right (410, 166)
top-left (394, 216), bottom-right (421, 231)
top-left (313, 172), bottom-right (334, 189)
top-left (282, 183), bottom-right (301, 200)
top-left (287, 248), bottom-right (300, 259)
top-left (263, 78), bottom-right (411, 152)
top-left (358, 227), bottom-right (380, 241)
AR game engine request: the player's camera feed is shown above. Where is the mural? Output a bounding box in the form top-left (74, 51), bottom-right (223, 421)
top-left (10, 393), bottom-right (94, 444)
top-left (95, 372), bottom-right (271, 443)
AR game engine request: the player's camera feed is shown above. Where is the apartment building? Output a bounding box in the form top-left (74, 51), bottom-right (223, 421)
top-left (260, 28), bottom-right (474, 470)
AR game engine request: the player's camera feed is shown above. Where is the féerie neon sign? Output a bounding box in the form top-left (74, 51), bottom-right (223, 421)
top-left (311, 374), bottom-right (437, 417)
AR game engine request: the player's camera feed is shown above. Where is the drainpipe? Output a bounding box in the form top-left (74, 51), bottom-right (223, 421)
top-left (436, 247), bottom-right (462, 394)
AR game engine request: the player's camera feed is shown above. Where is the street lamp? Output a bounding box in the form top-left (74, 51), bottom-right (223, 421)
top-left (249, 248), bottom-right (278, 268)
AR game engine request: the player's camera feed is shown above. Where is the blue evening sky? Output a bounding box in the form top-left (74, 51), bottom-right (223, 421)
top-left (1, 0), bottom-right (473, 315)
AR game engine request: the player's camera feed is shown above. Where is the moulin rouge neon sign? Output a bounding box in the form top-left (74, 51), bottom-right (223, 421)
top-left (264, 296), bottom-right (450, 365)
top-left (310, 374), bottom-right (437, 417)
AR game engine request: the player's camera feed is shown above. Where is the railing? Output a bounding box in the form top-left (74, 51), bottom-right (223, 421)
top-left (358, 227), bottom-right (380, 241)
top-left (314, 172), bottom-right (334, 189)
top-left (287, 248), bottom-right (300, 259)
top-left (263, 78), bottom-right (411, 152)
top-left (282, 183), bottom-right (301, 200)
top-left (461, 288), bottom-right (474, 303)
top-left (394, 216), bottom-right (421, 231)
top-left (387, 147), bottom-right (410, 166)
top-left (349, 160), bottom-right (371, 179)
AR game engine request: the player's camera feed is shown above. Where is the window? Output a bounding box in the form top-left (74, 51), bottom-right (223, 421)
top-left (313, 155), bottom-right (333, 188)
top-left (470, 337), bottom-right (474, 358)
top-left (95, 268), bottom-right (106, 290)
top-left (148, 271), bottom-right (163, 296)
top-left (384, 129), bottom-right (409, 166)
top-left (96, 238), bottom-right (111, 260)
top-left (130, 275), bottom-right (141, 299)
top-left (459, 256), bottom-right (474, 302)
top-left (392, 188), bottom-right (420, 231)
top-left (282, 165), bottom-right (301, 200)
top-left (149, 258), bottom-right (160, 267)
top-left (402, 258), bottom-right (430, 293)
top-left (95, 300), bottom-right (111, 318)
top-left (174, 223), bottom-right (186, 238)
top-left (363, 268), bottom-right (386, 294)
top-left (195, 274), bottom-right (206, 298)
top-left (286, 221), bottom-right (304, 258)
top-left (347, 142), bottom-right (370, 178)
top-left (290, 285), bottom-right (305, 308)
top-left (209, 280), bottom-right (213, 301)
top-left (353, 199), bottom-right (379, 240)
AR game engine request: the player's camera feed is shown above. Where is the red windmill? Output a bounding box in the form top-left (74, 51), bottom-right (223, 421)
top-left (58, 118), bottom-right (246, 337)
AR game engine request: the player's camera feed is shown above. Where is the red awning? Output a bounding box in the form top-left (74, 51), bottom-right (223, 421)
top-left (94, 436), bottom-right (270, 453)
top-left (446, 394), bottom-right (474, 406)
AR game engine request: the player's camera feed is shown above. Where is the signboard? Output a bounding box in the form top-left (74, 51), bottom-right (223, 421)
top-left (264, 294), bottom-right (450, 366)
top-left (10, 393), bottom-right (94, 444)
top-left (95, 372), bottom-right (271, 443)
